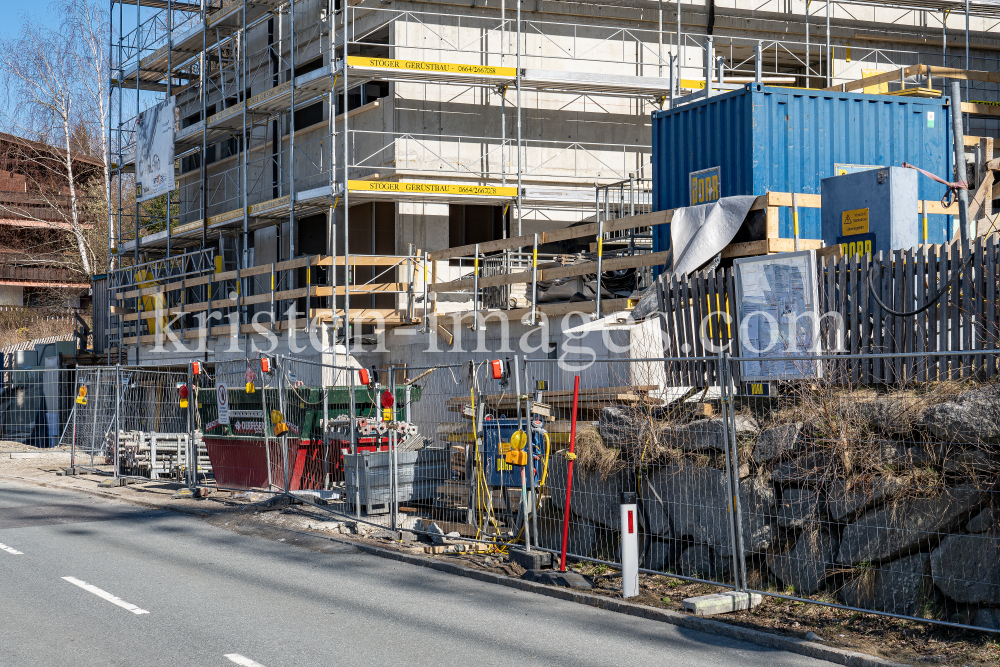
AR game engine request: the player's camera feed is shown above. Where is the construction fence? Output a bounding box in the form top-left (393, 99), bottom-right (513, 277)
top-left (15, 351), bottom-right (1000, 634)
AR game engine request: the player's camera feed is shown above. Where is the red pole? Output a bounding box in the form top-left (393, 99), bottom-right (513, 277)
top-left (560, 375), bottom-right (580, 572)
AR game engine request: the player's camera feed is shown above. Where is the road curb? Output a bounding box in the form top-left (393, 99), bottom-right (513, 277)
top-left (0, 474), bottom-right (908, 667)
top-left (338, 538), bottom-right (910, 667)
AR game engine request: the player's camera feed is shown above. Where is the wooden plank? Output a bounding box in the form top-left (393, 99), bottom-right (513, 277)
top-left (860, 251), bottom-right (871, 384)
top-left (838, 253), bottom-right (848, 385)
top-left (765, 192), bottom-right (822, 208)
top-left (950, 242), bottom-right (961, 380)
top-left (974, 238), bottom-right (984, 376)
top-left (925, 65), bottom-right (1000, 85)
top-left (426, 207), bottom-right (682, 262)
top-left (720, 237), bottom-right (823, 259)
top-left (892, 250), bottom-right (909, 384)
top-left (679, 278), bottom-right (694, 386)
top-left (662, 274), bottom-right (678, 381)
top-left (903, 249), bottom-right (915, 384)
top-left (690, 272), bottom-right (707, 385)
top-left (765, 206), bottom-right (780, 238)
top-left (962, 240), bottom-right (973, 377)
top-left (962, 102), bottom-right (1000, 119)
top-left (849, 253), bottom-right (859, 385)
top-left (882, 250), bottom-right (893, 383)
top-left (827, 251), bottom-right (837, 356)
top-left (705, 270), bottom-right (719, 384)
top-left (927, 245), bottom-right (939, 379)
top-left (430, 250), bottom-right (671, 293)
top-left (725, 266), bottom-right (740, 384)
top-left (935, 245), bottom-right (951, 380)
top-left (918, 200), bottom-right (959, 215)
top-left (916, 248), bottom-right (926, 382)
top-left (823, 64), bottom-right (920, 92)
top-left (988, 240), bottom-right (997, 379)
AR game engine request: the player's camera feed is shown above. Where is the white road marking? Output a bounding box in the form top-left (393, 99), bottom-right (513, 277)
top-left (0, 543), bottom-right (23, 555)
top-left (224, 655), bottom-right (268, 667)
top-left (61, 577), bottom-right (150, 615)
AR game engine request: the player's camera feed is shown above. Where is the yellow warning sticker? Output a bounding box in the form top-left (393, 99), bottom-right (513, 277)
top-left (842, 208), bottom-right (870, 235)
top-left (347, 56), bottom-right (516, 78)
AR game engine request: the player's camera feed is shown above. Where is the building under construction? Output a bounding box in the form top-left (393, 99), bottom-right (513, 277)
top-left (104, 0), bottom-right (1000, 366)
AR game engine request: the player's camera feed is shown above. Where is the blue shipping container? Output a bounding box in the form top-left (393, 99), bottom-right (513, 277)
top-left (651, 84), bottom-right (952, 254)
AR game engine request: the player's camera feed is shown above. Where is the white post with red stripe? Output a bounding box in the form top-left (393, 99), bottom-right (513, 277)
top-left (620, 492), bottom-right (639, 598)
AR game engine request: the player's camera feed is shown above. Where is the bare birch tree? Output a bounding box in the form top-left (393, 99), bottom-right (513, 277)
top-left (0, 0), bottom-right (111, 277)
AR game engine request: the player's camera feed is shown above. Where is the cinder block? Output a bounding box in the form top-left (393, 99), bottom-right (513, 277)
top-left (509, 547), bottom-right (552, 571)
top-left (682, 591), bottom-right (763, 616)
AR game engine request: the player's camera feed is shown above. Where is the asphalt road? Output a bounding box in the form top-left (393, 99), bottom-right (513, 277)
top-left (0, 480), bottom-right (837, 667)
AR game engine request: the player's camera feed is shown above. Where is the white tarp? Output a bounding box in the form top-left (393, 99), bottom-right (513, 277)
top-left (136, 96), bottom-right (175, 201)
top-left (670, 195), bottom-right (757, 278)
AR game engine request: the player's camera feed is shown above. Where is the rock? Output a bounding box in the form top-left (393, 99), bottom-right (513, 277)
top-left (804, 631), bottom-right (826, 642)
top-left (921, 388), bottom-right (1000, 444)
top-left (548, 456), bottom-right (624, 528)
top-left (776, 488), bottom-right (822, 528)
top-left (768, 528), bottom-right (838, 595)
top-left (941, 451), bottom-right (996, 476)
top-left (930, 533), bottom-right (1000, 604)
top-left (973, 607), bottom-right (1000, 631)
top-left (445, 531), bottom-right (461, 538)
top-left (642, 536), bottom-right (677, 571)
top-left (840, 552), bottom-right (932, 616)
top-left (661, 420), bottom-right (726, 452)
top-left (850, 397), bottom-right (921, 437)
top-left (727, 473), bottom-right (777, 557)
top-left (643, 467), bottom-right (774, 557)
top-left (825, 477), bottom-right (907, 522)
top-left (967, 507), bottom-right (996, 533)
top-left (773, 453), bottom-right (831, 484)
top-left (599, 407), bottom-right (657, 461)
top-left (661, 416), bottom-right (757, 453)
top-left (425, 521), bottom-right (447, 545)
top-left (678, 544), bottom-right (723, 579)
top-left (753, 423), bottom-right (802, 464)
top-left (534, 514), bottom-right (598, 558)
top-left (837, 488), bottom-right (982, 565)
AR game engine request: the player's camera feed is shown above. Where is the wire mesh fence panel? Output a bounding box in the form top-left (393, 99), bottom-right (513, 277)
top-left (116, 369), bottom-right (191, 479)
top-left (730, 350), bottom-right (1000, 632)
top-left (61, 367), bottom-right (126, 474)
top-left (195, 358), bottom-right (279, 493)
top-left (522, 356), bottom-right (740, 588)
top-left (0, 366), bottom-right (75, 454)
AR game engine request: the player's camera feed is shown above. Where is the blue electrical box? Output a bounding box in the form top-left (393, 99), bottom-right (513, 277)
top-left (821, 167), bottom-right (920, 259)
top-left (481, 418), bottom-right (544, 487)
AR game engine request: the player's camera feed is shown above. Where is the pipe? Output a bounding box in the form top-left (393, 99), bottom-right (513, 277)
top-left (559, 375), bottom-right (580, 572)
top-left (950, 81), bottom-right (970, 245)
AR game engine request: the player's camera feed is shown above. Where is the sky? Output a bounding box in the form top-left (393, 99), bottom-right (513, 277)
top-left (0, 0), bottom-right (62, 41)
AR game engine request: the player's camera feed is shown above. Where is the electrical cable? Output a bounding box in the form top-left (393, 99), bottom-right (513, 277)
top-left (867, 210), bottom-right (998, 318)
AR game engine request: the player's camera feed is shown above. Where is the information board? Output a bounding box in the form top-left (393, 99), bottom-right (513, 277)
top-left (136, 96), bottom-right (175, 201)
top-left (733, 250), bottom-right (822, 381)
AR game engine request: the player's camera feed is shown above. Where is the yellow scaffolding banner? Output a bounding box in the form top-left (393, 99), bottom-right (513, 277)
top-left (348, 180), bottom-right (518, 198)
top-left (347, 56), bottom-right (516, 78)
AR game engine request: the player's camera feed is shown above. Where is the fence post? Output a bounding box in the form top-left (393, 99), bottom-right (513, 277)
top-left (719, 351), bottom-right (747, 591)
top-left (322, 385), bottom-right (330, 491)
top-left (517, 355), bottom-right (538, 550)
top-left (389, 364), bottom-right (398, 533)
top-left (186, 362), bottom-right (195, 488)
top-left (277, 356), bottom-right (289, 494)
top-left (89, 368), bottom-right (101, 470)
top-left (71, 368), bottom-right (78, 472)
top-left (113, 365), bottom-right (121, 481)
top-left (349, 361), bottom-right (360, 518)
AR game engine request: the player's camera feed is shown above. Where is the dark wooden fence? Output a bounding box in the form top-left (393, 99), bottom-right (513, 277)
top-left (658, 235), bottom-right (1000, 386)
